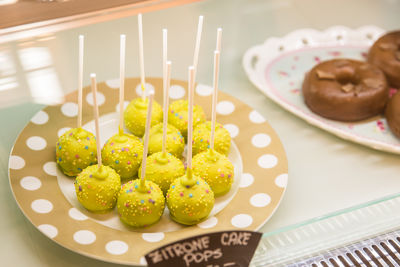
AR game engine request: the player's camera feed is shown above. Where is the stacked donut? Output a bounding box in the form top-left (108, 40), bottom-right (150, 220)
top-left (302, 31), bottom-right (400, 138)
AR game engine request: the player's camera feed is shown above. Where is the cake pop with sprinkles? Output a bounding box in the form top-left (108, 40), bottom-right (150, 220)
top-left (193, 29), bottom-right (231, 156)
top-left (193, 48), bottom-right (234, 197)
top-left (168, 16), bottom-right (206, 139)
top-left (75, 74), bottom-right (121, 212)
top-left (148, 32), bottom-right (185, 157)
top-left (56, 35), bottom-right (97, 176)
top-left (124, 14), bottom-right (163, 137)
top-left (139, 59), bottom-right (185, 194)
top-left (117, 91), bottom-right (165, 227)
top-left (102, 35), bottom-right (144, 180)
top-left (167, 65), bottom-right (214, 226)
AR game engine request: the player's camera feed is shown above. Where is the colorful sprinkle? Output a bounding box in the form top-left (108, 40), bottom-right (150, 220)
top-left (75, 154), bottom-right (80, 159)
top-left (127, 161), bottom-right (131, 165)
top-left (115, 160), bottom-right (120, 164)
top-left (79, 185), bottom-right (82, 191)
top-left (189, 193), bottom-right (193, 198)
top-left (84, 146), bottom-right (89, 150)
top-left (180, 192), bottom-right (184, 197)
top-left (140, 199), bottom-right (145, 204)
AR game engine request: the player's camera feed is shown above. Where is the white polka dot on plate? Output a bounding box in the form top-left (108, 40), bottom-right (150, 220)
top-left (258, 154), bottom-right (278, 169)
top-left (275, 173), bottom-right (288, 188)
top-left (142, 232), bottom-right (165, 243)
top-left (169, 85), bottom-right (186, 99)
top-left (26, 136), bottom-right (47, 151)
top-left (106, 240), bottom-right (128, 255)
top-left (31, 199), bottom-right (53, 214)
top-left (61, 102), bottom-right (78, 117)
top-left (73, 230), bottom-right (96, 245)
top-left (140, 257), bottom-right (148, 265)
top-left (217, 101), bottom-right (235, 115)
top-left (136, 83), bottom-right (155, 96)
top-left (240, 173), bottom-right (254, 188)
top-left (249, 110), bottom-right (266, 123)
top-left (197, 217), bottom-right (218, 229)
top-left (38, 224), bottom-right (58, 238)
top-left (231, 214), bottom-right (253, 228)
top-left (58, 127), bottom-right (71, 137)
top-left (68, 208), bottom-right (88, 221)
top-left (251, 133), bottom-right (271, 148)
top-left (86, 91), bottom-right (105, 106)
top-left (105, 78), bottom-right (120, 89)
top-left (43, 162), bottom-right (57, 176)
top-left (30, 110), bottom-right (49, 125)
top-left (9, 155), bottom-right (25, 170)
top-left (250, 193), bottom-right (271, 207)
top-left (20, 176), bottom-right (41, 191)
top-left (223, 124), bottom-right (239, 138)
top-left (196, 84), bottom-right (213, 96)
top-left (115, 101), bottom-right (130, 113)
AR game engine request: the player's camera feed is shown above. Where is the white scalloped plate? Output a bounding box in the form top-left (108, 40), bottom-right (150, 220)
top-left (243, 26), bottom-right (400, 154)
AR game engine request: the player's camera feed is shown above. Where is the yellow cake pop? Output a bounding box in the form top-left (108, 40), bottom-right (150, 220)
top-left (168, 99), bottom-right (206, 139)
top-left (75, 165), bottom-right (121, 212)
top-left (167, 66), bottom-right (214, 225)
top-left (192, 149), bottom-right (234, 197)
top-left (74, 73), bottom-right (121, 213)
top-left (56, 35), bottom-right (97, 176)
top-left (124, 97), bottom-right (163, 137)
top-left (139, 151), bottom-right (185, 195)
top-left (117, 179), bottom-right (165, 227)
top-left (117, 90), bottom-right (165, 227)
top-left (102, 35), bottom-right (144, 181)
top-left (147, 123), bottom-right (185, 158)
top-left (193, 121), bottom-right (231, 156)
top-left (56, 128), bottom-right (97, 176)
top-left (101, 132), bottom-right (143, 180)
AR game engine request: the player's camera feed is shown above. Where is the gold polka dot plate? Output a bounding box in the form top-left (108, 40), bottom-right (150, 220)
top-left (8, 77), bottom-right (288, 265)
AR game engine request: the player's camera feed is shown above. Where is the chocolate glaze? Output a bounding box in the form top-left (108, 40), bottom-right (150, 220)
top-left (368, 31), bottom-right (400, 88)
top-left (302, 59), bottom-right (389, 121)
top-left (385, 91), bottom-right (400, 138)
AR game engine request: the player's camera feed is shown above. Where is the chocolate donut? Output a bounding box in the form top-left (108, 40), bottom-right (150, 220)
top-left (368, 31), bottom-right (400, 88)
top-left (302, 59), bottom-right (388, 121)
top-left (385, 91), bottom-right (400, 138)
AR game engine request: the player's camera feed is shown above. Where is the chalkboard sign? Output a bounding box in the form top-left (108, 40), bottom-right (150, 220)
top-left (145, 230), bottom-right (262, 267)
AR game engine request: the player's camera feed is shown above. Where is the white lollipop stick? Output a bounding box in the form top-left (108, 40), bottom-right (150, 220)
top-left (210, 50), bottom-right (220, 150)
top-left (192, 16), bottom-right (203, 78)
top-left (162, 61), bottom-right (172, 154)
top-left (77, 35), bottom-right (84, 128)
top-left (90, 74), bottom-right (102, 169)
top-left (216, 28), bottom-right (222, 51)
top-left (138, 13), bottom-right (146, 100)
top-left (119, 34), bottom-right (126, 134)
top-left (163, 29), bottom-right (168, 86)
top-left (187, 66), bottom-right (195, 170)
top-left (140, 90), bottom-right (154, 186)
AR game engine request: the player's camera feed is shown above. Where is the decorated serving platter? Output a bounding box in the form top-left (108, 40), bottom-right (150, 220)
top-left (8, 77), bottom-right (288, 265)
top-left (243, 26), bottom-right (400, 154)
